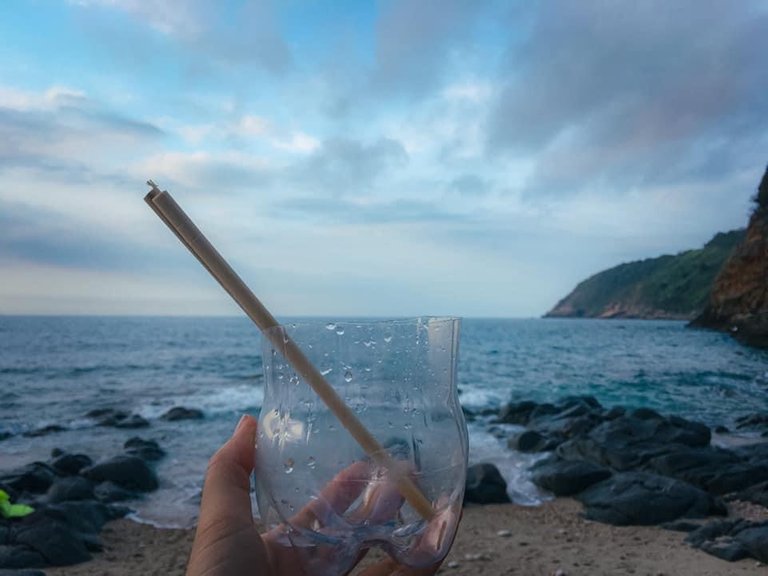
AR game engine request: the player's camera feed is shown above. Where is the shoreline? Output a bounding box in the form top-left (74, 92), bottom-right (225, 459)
top-left (45, 498), bottom-right (767, 576)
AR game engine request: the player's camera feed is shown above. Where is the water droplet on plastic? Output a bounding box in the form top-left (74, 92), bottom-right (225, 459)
top-left (325, 323), bottom-right (337, 331)
top-left (284, 458), bottom-right (295, 473)
top-left (336, 327), bottom-right (345, 335)
top-left (344, 370), bottom-right (353, 382)
top-left (307, 456), bottom-right (316, 469)
top-left (404, 423), bottom-right (412, 430)
top-left (321, 368), bottom-right (333, 376)
top-left (384, 336), bottom-right (393, 343)
top-left (328, 423), bottom-right (336, 431)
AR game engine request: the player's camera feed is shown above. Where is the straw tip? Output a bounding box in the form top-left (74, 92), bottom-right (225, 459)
top-left (145, 179), bottom-right (163, 202)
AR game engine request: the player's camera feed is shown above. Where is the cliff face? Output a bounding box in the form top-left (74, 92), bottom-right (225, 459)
top-left (691, 167), bottom-right (768, 348)
top-left (546, 230), bottom-right (745, 321)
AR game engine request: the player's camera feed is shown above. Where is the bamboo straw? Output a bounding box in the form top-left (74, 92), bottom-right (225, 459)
top-left (144, 181), bottom-right (435, 520)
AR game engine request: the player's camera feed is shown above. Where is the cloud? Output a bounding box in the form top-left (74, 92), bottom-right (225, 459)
top-left (370, 0), bottom-right (492, 98)
top-left (291, 137), bottom-right (409, 195)
top-left (139, 151), bottom-right (272, 191)
top-left (0, 85), bottom-right (163, 181)
top-left (488, 1), bottom-right (768, 195)
top-left (70, 0), bottom-right (292, 74)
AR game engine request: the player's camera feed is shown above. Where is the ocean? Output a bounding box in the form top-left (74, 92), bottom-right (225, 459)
top-left (1, 316), bottom-right (767, 527)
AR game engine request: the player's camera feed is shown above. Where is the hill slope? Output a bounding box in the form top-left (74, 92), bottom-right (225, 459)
top-left (691, 166), bottom-right (768, 348)
top-left (545, 230), bottom-right (745, 320)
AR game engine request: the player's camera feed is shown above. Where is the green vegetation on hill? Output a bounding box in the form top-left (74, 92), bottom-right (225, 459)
top-left (546, 230), bottom-right (746, 320)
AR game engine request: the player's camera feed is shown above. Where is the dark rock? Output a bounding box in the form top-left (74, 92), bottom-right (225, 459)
top-left (0, 432), bottom-right (13, 442)
top-left (50, 453), bottom-right (92, 476)
top-left (0, 545), bottom-right (45, 569)
top-left (113, 414), bottom-right (150, 429)
top-left (0, 526), bottom-right (8, 544)
top-left (603, 406), bottom-right (626, 420)
top-left (735, 523), bottom-right (768, 563)
top-left (496, 401), bottom-right (538, 425)
top-left (86, 408), bottom-right (148, 429)
top-left (13, 520), bottom-right (90, 566)
top-left (94, 481), bottom-right (137, 503)
top-left (82, 456), bottom-right (158, 492)
top-left (160, 406), bottom-right (204, 421)
top-left (42, 501), bottom-right (127, 535)
top-left (556, 413), bottom-right (710, 471)
top-left (729, 479), bottom-right (768, 507)
top-left (508, 430), bottom-right (552, 453)
top-left (50, 448), bottom-right (64, 458)
top-left (686, 519), bottom-right (768, 563)
top-left (576, 472), bottom-right (724, 526)
top-left (531, 458), bottom-right (612, 496)
top-left (124, 437), bottom-right (165, 461)
top-left (464, 463), bottom-right (511, 505)
top-left (46, 477), bottom-right (95, 503)
top-left (0, 464), bottom-right (57, 494)
top-left (713, 425), bottom-right (730, 434)
top-left (0, 569), bottom-right (47, 576)
top-left (630, 407), bottom-right (663, 421)
top-left (22, 425), bottom-right (66, 438)
top-left (645, 446), bottom-right (768, 494)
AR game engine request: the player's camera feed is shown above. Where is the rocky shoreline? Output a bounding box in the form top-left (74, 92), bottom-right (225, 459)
top-left (2, 398), bottom-right (767, 571)
top-left (463, 396), bottom-right (768, 564)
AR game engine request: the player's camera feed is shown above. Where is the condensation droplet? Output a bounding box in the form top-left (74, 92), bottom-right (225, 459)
top-left (384, 336), bottom-right (393, 343)
top-left (321, 368), bottom-right (333, 376)
top-left (336, 327), bottom-right (345, 335)
top-left (284, 458), bottom-right (295, 474)
top-left (344, 370), bottom-right (353, 382)
top-left (307, 456), bottom-right (316, 469)
top-left (325, 323), bottom-right (337, 331)
top-left (404, 423), bottom-right (412, 430)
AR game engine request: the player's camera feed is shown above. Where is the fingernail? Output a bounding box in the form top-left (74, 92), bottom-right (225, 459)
top-left (234, 414), bottom-right (249, 433)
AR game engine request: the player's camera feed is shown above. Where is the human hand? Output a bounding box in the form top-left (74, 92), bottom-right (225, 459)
top-left (186, 414), bottom-right (446, 576)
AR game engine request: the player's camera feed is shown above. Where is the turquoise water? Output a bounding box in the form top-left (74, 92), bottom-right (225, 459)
top-left (1, 316), bottom-right (766, 525)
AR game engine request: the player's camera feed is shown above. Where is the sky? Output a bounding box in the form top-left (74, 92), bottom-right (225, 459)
top-left (1, 0), bottom-right (767, 318)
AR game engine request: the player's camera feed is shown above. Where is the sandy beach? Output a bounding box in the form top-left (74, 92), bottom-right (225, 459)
top-left (45, 498), bottom-right (766, 576)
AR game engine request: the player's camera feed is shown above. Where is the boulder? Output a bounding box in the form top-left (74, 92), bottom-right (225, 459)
top-left (12, 520), bottom-right (90, 566)
top-left (686, 519), bottom-right (768, 564)
top-left (728, 479), bottom-right (768, 508)
top-left (42, 501), bottom-right (127, 535)
top-left (86, 409), bottom-right (148, 429)
top-left (531, 458), bottom-right (612, 496)
top-left (160, 407), bottom-right (204, 421)
top-left (50, 453), bottom-right (92, 476)
top-left (645, 446), bottom-right (768, 494)
top-left (464, 463), bottom-right (510, 505)
top-left (556, 413), bottom-right (710, 471)
top-left (0, 545), bottom-right (45, 569)
top-left (46, 477), bottom-right (95, 503)
top-left (576, 472), bottom-right (724, 526)
top-left (507, 430), bottom-right (554, 453)
top-left (0, 464), bottom-right (57, 494)
top-left (123, 437), bottom-right (165, 461)
top-left (82, 456), bottom-right (158, 492)
top-left (495, 401), bottom-right (538, 425)
top-left (94, 481), bottom-right (136, 503)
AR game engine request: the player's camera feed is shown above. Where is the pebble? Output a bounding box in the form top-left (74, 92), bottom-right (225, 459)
top-left (496, 529), bottom-right (512, 537)
top-left (446, 560), bottom-right (460, 569)
top-left (464, 552), bottom-right (491, 561)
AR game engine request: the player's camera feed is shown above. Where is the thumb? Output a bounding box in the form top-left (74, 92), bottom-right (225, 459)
top-left (197, 414), bottom-right (258, 533)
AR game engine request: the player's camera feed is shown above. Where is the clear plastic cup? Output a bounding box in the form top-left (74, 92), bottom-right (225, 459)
top-left (255, 317), bottom-right (467, 575)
